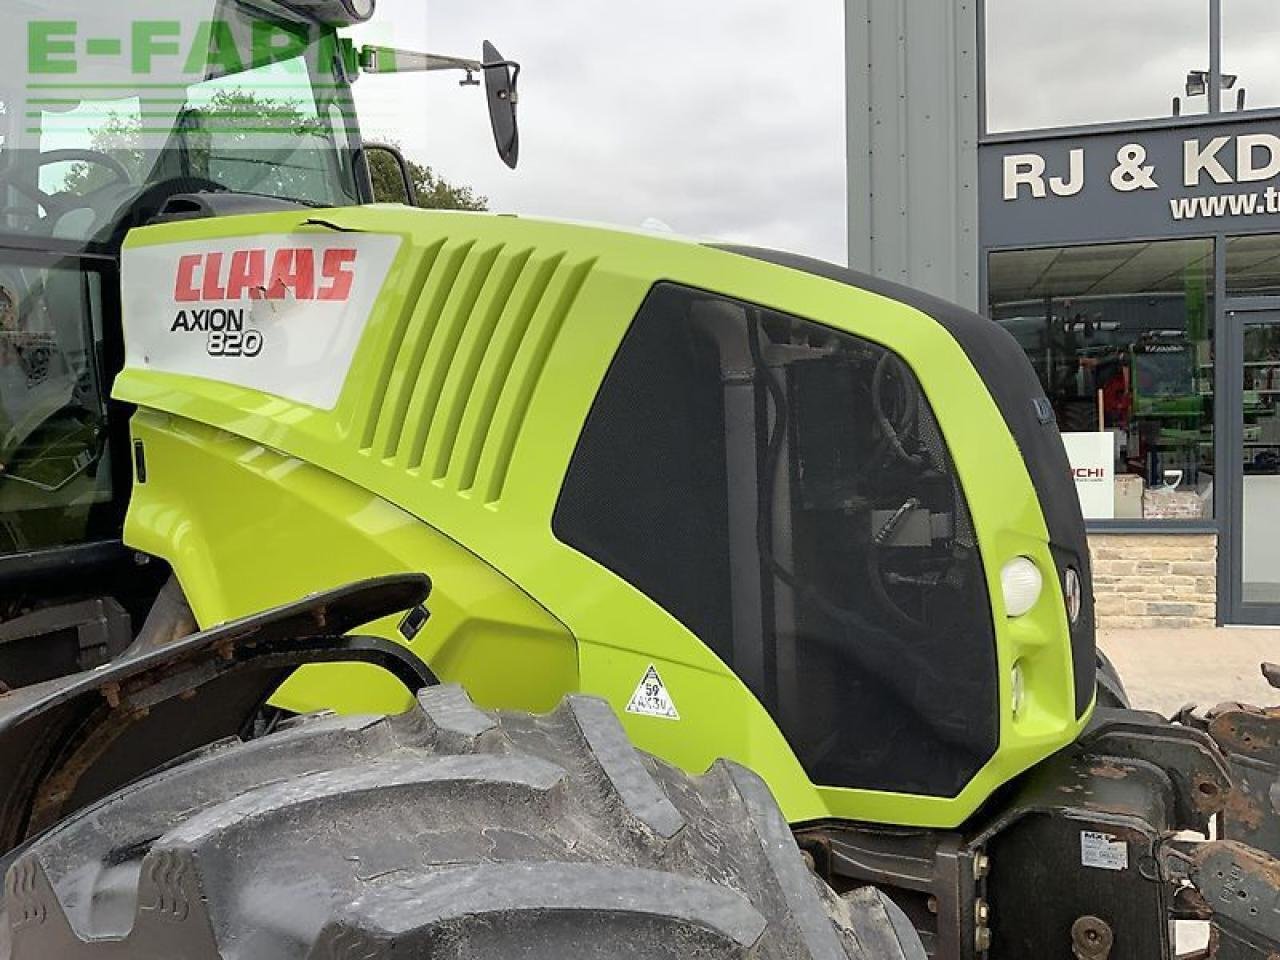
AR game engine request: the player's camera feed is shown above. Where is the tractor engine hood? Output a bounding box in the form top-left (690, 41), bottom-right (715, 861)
top-left (110, 205), bottom-right (1095, 830)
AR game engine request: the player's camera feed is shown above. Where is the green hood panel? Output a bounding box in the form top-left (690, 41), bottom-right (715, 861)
top-left (116, 206), bottom-right (1089, 829)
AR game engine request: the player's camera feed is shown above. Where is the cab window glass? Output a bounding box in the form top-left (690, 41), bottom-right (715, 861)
top-left (0, 1), bottom-right (361, 245)
top-left (183, 55), bottom-right (340, 206)
top-left (0, 253), bottom-right (115, 553)
top-left (554, 283), bottom-right (998, 797)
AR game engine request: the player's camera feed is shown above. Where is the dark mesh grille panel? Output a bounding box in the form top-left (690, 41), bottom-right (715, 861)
top-left (548, 289), bottom-right (734, 664)
top-left (554, 284), bottom-right (999, 798)
top-left (715, 245), bottom-right (1095, 718)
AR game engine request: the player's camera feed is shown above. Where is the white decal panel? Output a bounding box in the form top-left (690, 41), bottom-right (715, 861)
top-left (121, 233), bottom-right (402, 410)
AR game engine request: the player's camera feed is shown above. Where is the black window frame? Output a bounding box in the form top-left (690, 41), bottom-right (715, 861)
top-left (0, 237), bottom-right (131, 570)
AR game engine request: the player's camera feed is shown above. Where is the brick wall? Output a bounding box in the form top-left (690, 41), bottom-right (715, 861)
top-left (1089, 533), bottom-right (1218, 629)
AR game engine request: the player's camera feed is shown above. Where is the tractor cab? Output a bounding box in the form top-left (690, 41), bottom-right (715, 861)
top-left (0, 0), bottom-right (518, 684)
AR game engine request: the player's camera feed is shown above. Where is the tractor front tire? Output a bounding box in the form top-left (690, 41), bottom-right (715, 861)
top-left (1096, 649), bottom-right (1131, 709)
top-left (1, 687), bottom-right (922, 960)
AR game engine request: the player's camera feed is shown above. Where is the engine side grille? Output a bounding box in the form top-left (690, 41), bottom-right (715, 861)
top-left (361, 237), bottom-right (594, 506)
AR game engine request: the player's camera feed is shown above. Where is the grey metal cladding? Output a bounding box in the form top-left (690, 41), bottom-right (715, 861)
top-left (846, 0), bottom-right (981, 310)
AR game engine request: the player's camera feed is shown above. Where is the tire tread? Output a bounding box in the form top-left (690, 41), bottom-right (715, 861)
top-left (2, 687), bottom-right (914, 960)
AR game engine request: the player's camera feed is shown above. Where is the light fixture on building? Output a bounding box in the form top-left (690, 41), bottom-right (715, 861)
top-left (1186, 70), bottom-right (1238, 98)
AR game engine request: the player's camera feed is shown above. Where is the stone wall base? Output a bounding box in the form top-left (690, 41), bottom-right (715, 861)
top-left (1089, 533), bottom-right (1217, 629)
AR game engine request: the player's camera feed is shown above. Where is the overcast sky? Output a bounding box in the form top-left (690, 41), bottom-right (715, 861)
top-left (353, 0), bottom-right (849, 264)
top-left (986, 0), bottom-right (1280, 131)
top-left (349, 1), bottom-right (1280, 268)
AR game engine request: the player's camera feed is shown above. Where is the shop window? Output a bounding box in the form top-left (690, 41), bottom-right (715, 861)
top-left (988, 239), bottom-right (1215, 521)
top-left (1227, 233), bottom-right (1280, 297)
top-left (1223, 0), bottom-right (1280, 114)
top-left (1240, 320), bottom-right (1280, 603)
top-left (984, 0), bottom-right (1208, 133)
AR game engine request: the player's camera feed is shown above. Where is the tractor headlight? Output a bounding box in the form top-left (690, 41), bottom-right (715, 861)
top-left (342, 0), bottom-right (376, 20)
top-left (287, 0), bottom-right (376, 25)
top-left (1064, 567), bottom-right (1083, 626)
top-left (1010, 660), bottom-right (1027, 716)
top-left (1000, 557), bottom-right (1042, 617)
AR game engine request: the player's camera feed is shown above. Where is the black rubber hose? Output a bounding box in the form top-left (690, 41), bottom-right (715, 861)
top-left (747, 318), bottom-right (918, 635)
top-left (871, 354), bottom-right (924, 468)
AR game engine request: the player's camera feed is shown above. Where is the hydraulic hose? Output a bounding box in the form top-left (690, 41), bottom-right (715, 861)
top-left (748, 317), bottom-right (923, 635)
top-left (871, 353), bottom-right (924, 468)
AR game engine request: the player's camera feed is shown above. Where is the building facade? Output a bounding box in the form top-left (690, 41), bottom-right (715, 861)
top-left (847, 0), bottom-right (1280, 627)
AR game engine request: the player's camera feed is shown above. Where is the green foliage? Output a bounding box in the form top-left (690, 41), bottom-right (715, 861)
top-left (59, 89), bottom-right (328, 197)
top-left (368, 149), bottom-right (488, 211)
top-left (57, 92), bottom-right (487, 213)
top-left (59, 113), bottom-right (145, 196)
top-left (184, 88), bottom-right (331, 163)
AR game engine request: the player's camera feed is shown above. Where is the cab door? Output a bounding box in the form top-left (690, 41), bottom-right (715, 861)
top-left (0, 241), bottom-right (144, 688)
top-left (0, 244), bottom-right (125, 554)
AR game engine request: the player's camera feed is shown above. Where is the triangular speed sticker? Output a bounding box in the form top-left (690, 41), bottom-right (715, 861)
top-left (625, 664), bottom-right (680, 720)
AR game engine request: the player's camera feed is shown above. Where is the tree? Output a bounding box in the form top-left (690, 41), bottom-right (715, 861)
top-left (367, 148), bottom-right (487, 211)
top-left (59, 113), bottom-right (145, 195)
top-left (60, 89), bottom-right (329, 198)
top-left (58, 92), bottom-right (487, 212)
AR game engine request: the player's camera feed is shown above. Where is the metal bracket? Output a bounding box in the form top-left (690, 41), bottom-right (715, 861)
top-left (1204, 698), bottom-right (1280, 860)
top-left (808, 827), bottom-right (982, 958)
top-left (0, 597), bottom-right (132, 688)
top-left (1082, 708), bottom-right (1232, 830)
top-left (1164, 838), bottom-right (1280, 959)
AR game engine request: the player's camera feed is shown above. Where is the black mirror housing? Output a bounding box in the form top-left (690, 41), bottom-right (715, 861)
top-left (483, 41), bottom-right (520, 170)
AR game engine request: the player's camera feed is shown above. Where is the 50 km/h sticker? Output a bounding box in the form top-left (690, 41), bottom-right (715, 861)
top-left (626, 665), bottom-right (680, 720)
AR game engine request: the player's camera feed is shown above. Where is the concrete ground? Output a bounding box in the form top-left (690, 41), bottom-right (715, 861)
top-left (1097, 626), bottom-right (1280, 715)
top-left (1098, 628), bottom-right (1278, 956)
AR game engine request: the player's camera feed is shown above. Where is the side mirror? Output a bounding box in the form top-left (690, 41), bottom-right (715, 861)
top-left (360, 143), bottom-right (418, 206)
top-left (483, 41), bottom-right (520, 170)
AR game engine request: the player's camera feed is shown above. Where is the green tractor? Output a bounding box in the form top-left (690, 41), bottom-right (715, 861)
top-left (2, 2), bottom-right (1279, 958)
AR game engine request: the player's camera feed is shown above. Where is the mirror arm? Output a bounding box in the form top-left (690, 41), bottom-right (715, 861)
top-left (358, 42), bottom-right (520, 170)
top-left (359, 46), bottom-right (520, 97)
top-left (359, 46), bottom-right (480, 75)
